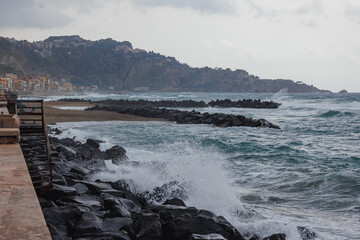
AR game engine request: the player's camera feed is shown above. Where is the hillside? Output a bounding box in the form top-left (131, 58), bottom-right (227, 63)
top-left (0, 35), bottom-right (329, 93)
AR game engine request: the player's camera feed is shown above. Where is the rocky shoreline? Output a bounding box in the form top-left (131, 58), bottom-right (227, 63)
top-left (59, 98), bottom-right (281, 109)
top-left (86, 106), bottom-right (281, 129)
top-left (36, 129), bottom-right (316, 240)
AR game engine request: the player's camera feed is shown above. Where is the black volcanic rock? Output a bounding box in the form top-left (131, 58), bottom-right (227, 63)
top-left (82, 98), bottom-right (281, 109)
top-left (87, 105), bottom-right (281, 129)
top-left (40, 135), bottom-right (314, 240)
top-left (163, 197), bottom-right (186, 207)
top-left (40, 136), bottom-right (250, 240)
top-left (145, 204), bottom-right (245, 240)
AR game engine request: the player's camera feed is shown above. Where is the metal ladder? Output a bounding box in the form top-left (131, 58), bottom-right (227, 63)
top-left (17, 100), bottom-right (53, 190)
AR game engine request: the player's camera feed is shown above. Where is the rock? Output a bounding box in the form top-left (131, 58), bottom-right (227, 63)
top-left (191, 233), bottom-right (227, 240)
top-left (163, 197), bottom-right (186, 207)
top-left (45, 184), bottom-right (78, 200)
top-left (297, 226), bottom-right (317, 240)
top-left (72, 183), bottom-right (90, 194)
top-left (146, 204), bottom-right (244, 240)
top-left (105, 204), bottom-right (132, 218)
top-left (74, 212), bottom-right (103, 235)
top-left (147, 180), bottom-right (188, 203)
top-left (43, 205), bottom-right (92, 238)
top-left (118, 197), bottom-right (142, 213)
top-left (70, 165), bottom-right (90, 176)
top-left (102, 217), bottom-right (133, 232)
top-left (111, 179), bottom-right (133, 192)
top-left (72, 231), bottom-right (131, 240)
top-left (339, 89), bottom-right (348, 94)
top-left (86, 138), bottom-right (103, 149)
top-left (61, 195), bottom-right (102, 210)
top-left (47, 223), bottom-right (67, 240)
top-left (263, 233), bottom-right (286, 240)
top-left (88, 105), bottom-right (281, 129)
top-left (38, 197), bottom-right (57, 209)
top-left (133, 212), bottom-right (162, 240)
top-left (79, 180), bottom-right (113, 196)
top-left (249, 235), bottom-right (260, 240)
top-left (43, 136), bottom-right (266, 240)
top-left (52, 172), bottom-right (67, 186)
top-left (105, 145), bottom-right (127, 163)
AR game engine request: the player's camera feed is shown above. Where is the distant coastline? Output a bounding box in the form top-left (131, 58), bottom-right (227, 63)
top-left (0, 36), bottom-right (331, 93)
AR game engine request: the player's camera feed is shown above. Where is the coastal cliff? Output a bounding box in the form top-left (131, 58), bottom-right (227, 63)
top-left (0, 35), bottom-right (329, 93)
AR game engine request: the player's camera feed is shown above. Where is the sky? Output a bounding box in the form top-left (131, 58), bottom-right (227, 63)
top-left (0, 0), bottom-right (359, 92)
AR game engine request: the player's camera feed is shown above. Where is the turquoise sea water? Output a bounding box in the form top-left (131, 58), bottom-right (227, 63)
top-left (47, 92), bottom-right (360, 239)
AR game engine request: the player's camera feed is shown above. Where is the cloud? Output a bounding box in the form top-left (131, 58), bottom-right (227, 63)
top-left (126, 0), bottom-right (239, 15)
top-left (302, 18), bottom-right (319, 27)
top-left (295, 0), bottom-right (323, 15)
top-left (0, 0), bottom-right (75, 29)
top-left (345, 4), bottom-right (360, 23)
top-left (245, 0), bottom-right (279, 19)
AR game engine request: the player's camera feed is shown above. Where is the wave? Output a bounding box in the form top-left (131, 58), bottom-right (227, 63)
top-left (318, 110), bottom-right (355, 118)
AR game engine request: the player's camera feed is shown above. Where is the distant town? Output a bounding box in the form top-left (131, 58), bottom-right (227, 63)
top-left (0, 73), bottom-right (100, 93)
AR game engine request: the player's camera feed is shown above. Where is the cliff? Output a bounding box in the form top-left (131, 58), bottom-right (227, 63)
top-left (0, 35), bottom-right (329, 93)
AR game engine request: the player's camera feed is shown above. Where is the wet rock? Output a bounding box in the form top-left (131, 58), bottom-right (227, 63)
top-left (86, 138), bottom-right (103, 149)
top-left (297, 226), bottom-right (317, 240)
top-left (74, 212), bottom-right (103, 235)
top-left (70, 165), bottom-right (90, 176)
top-left (102, 217), bottom-right (133, 232)
top-left (111, 179), bottom-right (133, 192)
top-left (72, 231), bottom-right (131, 240)
top-left (45, 184), bottom-right (78, 200)
top-left (61, 195), bottom-right (102, 210)
top-left (146, 204), bottom-right (245, 240)
top-left (78, 180), bottom-right (113, 196)
top-left (43, 205), bottom-right (92, 238)
top-left (133, 212), bottom-right (162, 240)
top-left (105, 145), bottom-right (127, 164)
top-left (191, 233), bottom-right (227, 240)
top-left (72, 183), bottom-right (90, 194)
top-left (105, 204), bottom-right (132, 218)
top-left (52, 172), bottom-right (67, 186)
top-left (147, 180), bottom-right (188, 203)
top-left (88, 105), bottom-right (281, 129)
top-left (263, 233), bottom-right (286, 240)
top-left (118, 197), bottom-right (142, 213)
top-left (163, 197), bottom-right (186, 207)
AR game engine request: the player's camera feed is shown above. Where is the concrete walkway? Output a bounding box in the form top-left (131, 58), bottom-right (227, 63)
top-left (0, 144), bottom-right (51, 239)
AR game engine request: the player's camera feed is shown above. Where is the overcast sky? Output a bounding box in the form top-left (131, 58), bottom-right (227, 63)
top-left (1, 0), bottom-right (359, 92)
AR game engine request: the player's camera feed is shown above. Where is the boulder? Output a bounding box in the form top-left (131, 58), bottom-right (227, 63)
top-left (45, 184), bottom-right (78, 200)
top-left (163, 198), bottom-right (186, 207)
top-left (70, 165), bottom-right (90, 176)
top-left (263, 233), bottom-right (286, 240)
top-left (191, 233), bottom-right (226, 240)
top-left (105, 145), bottom-right (127, 163)
top-left (61, 195), bottom-right (102, 210)
top-left (43, 205), bottom-right (92, 238)
top-left (74, 212), bottom-right (103, 235)
top-left (146, 205), bottom-right (244, 240)
top-left (297, 226), bottom-right (317, 240)
top-left (133, 212), bottom-right (162, 240)
top-left (78, 180), bottom-right (113, 196)
top-left (86, 138), bottom-right (103, 149)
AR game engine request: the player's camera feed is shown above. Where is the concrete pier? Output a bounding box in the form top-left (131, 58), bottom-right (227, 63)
top-left (0, 144), bottom-right (51, 239)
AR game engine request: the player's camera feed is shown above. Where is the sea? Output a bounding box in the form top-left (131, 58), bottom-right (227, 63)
top-left (37, 92), bottom-right (360, 240)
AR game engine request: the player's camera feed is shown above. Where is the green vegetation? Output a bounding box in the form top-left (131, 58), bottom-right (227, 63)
top-left (0, 36), bottom-right (329, 93)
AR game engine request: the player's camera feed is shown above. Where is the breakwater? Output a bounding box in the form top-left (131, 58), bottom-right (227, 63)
top-left (39, 130), bottom-right (319, 239)
top-left (87, 105), bottom-right (280, 129)
top-left (59, 98), bottom-right (281, 109)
